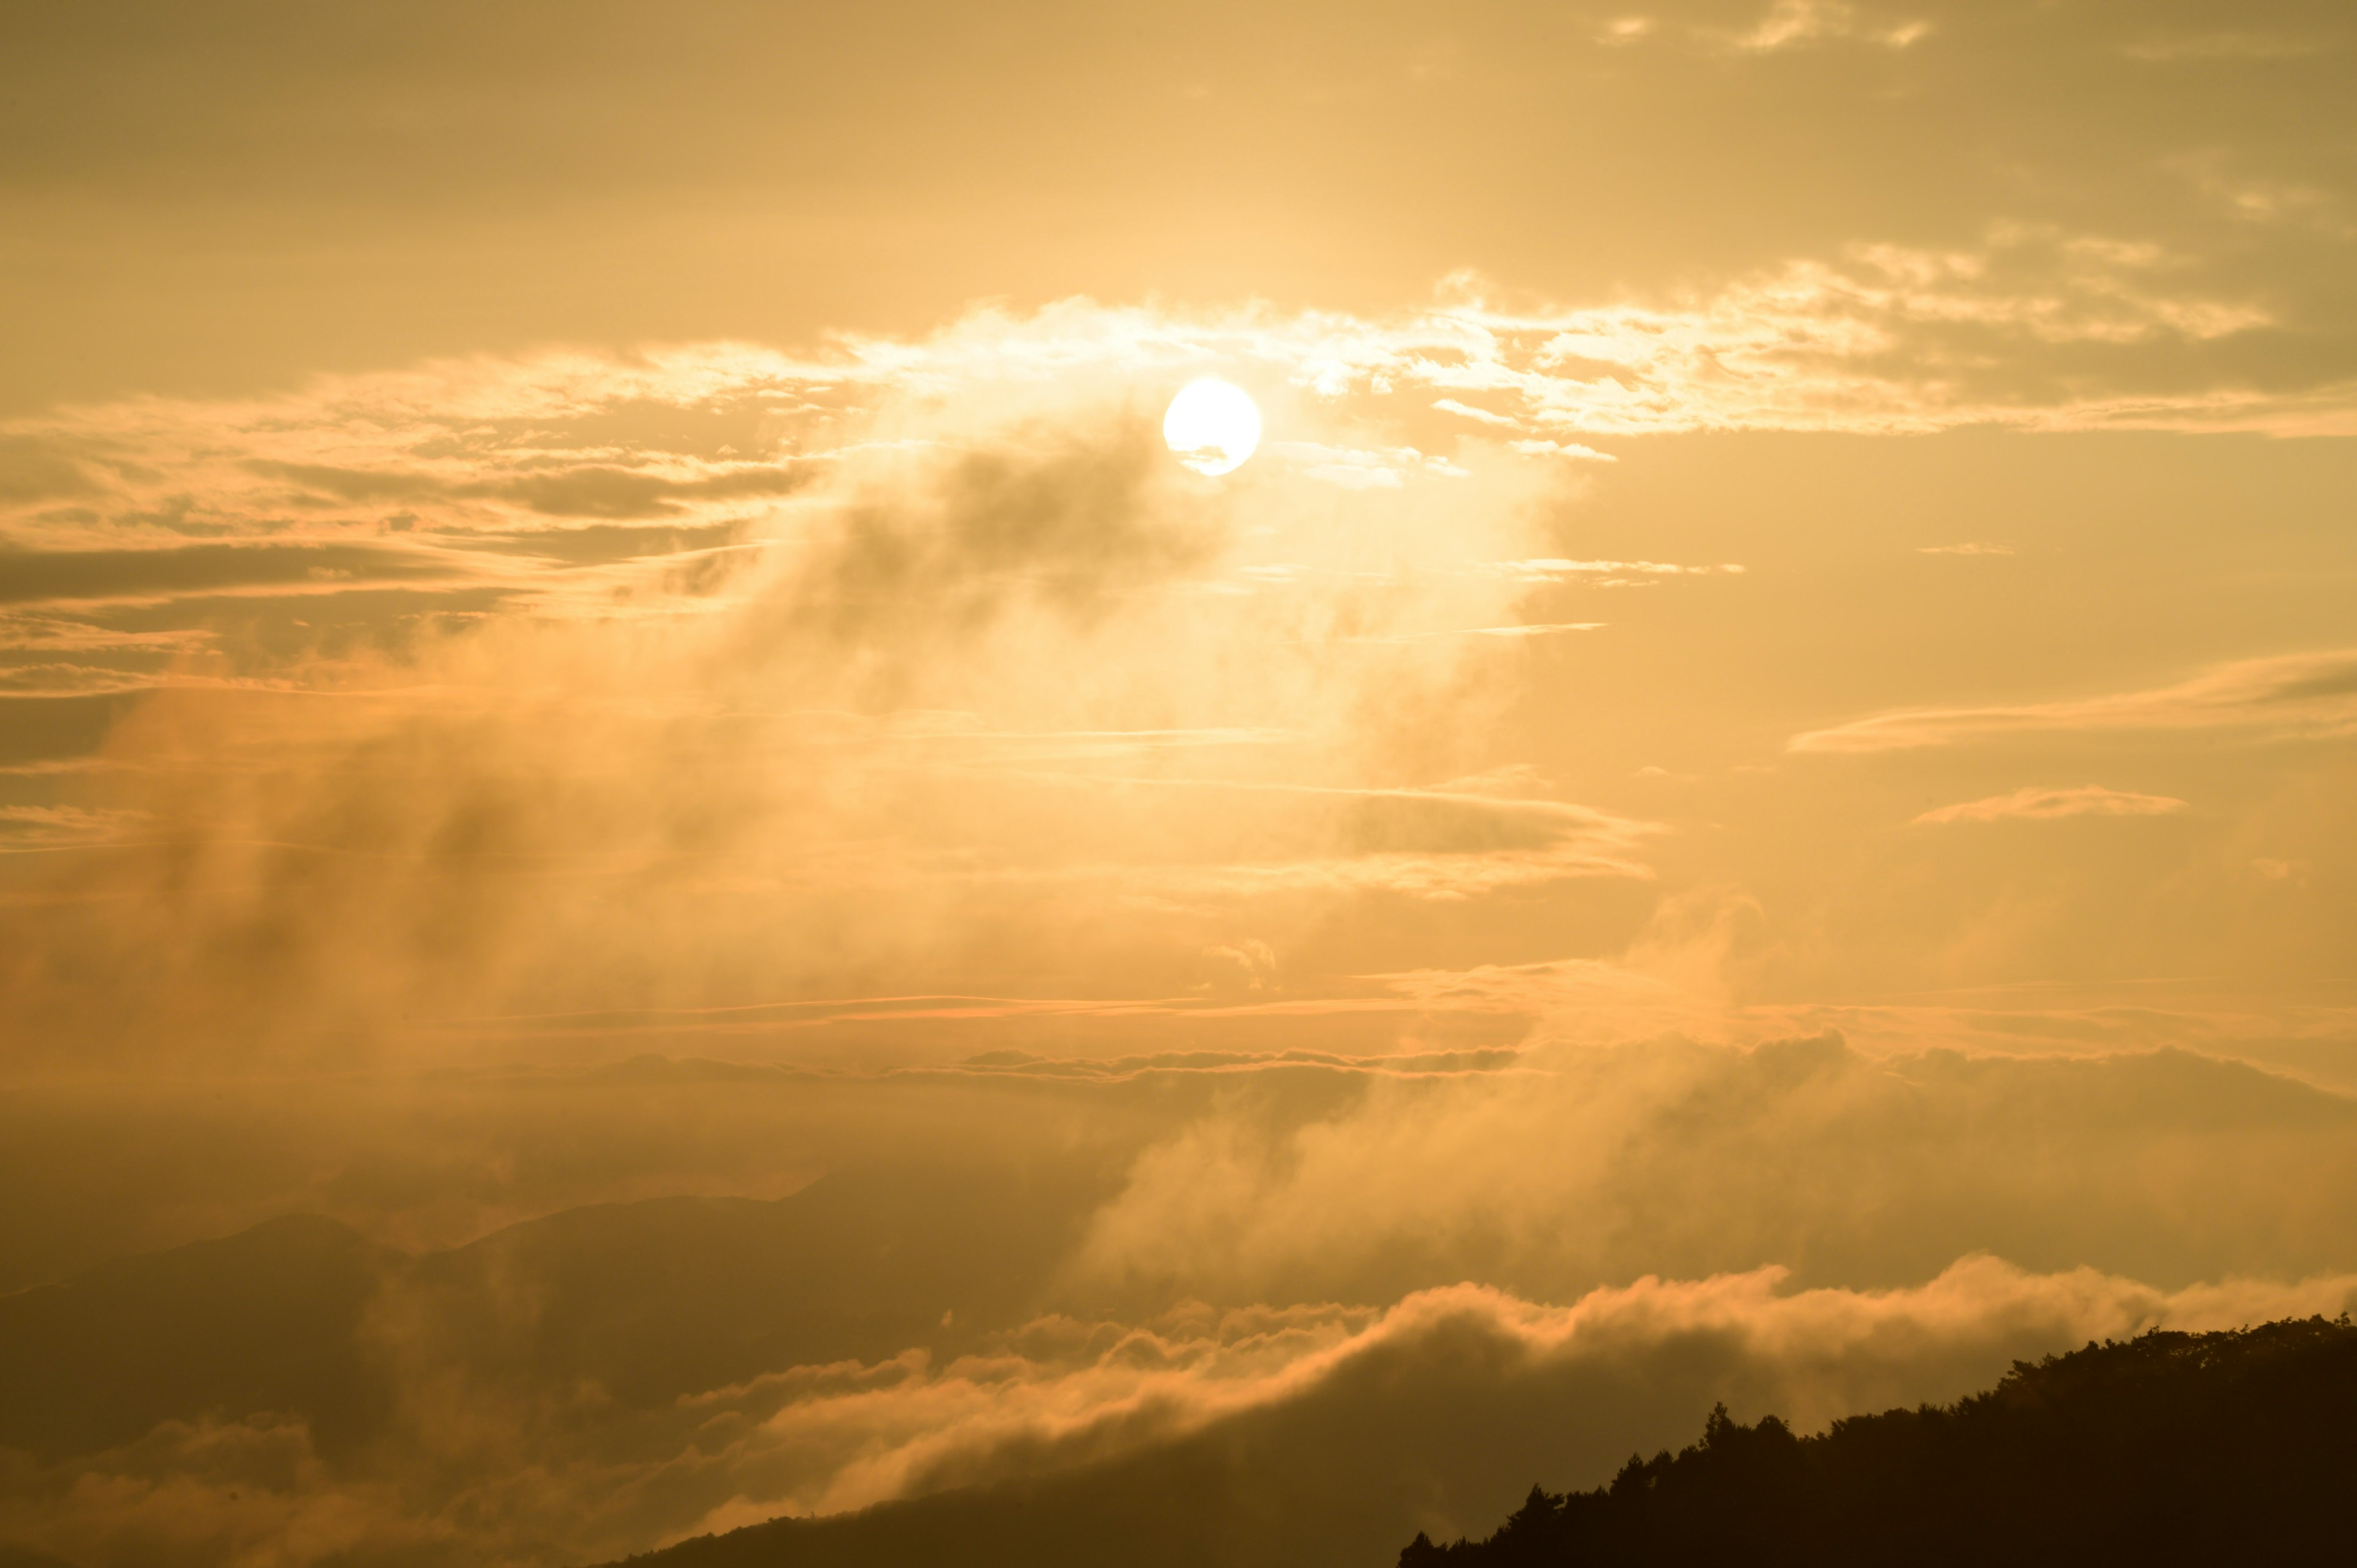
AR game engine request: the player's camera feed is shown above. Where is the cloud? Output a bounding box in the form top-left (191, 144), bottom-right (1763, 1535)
top-left (1916, 541), bottom-right (2012, 556)
top-left (2, 1025), bottom-right (2354, 1565)
top-left (9, 1249), bottom-right (2350, 1568)
top-left (0, 802), bottom-right (148, 845)
top-left (2, 239), bottom-right (2317, 565)
top-left (640, 1258), bottom-right (2357, 1546)
top-left (1724, 1), bottom-right (1930, 55)
top-left (1431, 398), bottom-right (1521, 428)
top-left (1500, 558), bottom-right (1732, 581)
top-left (1913, 786), bottom-right (2189, 825)
top-left (0, 541), bottom-right (466, 607)
top-left (0, 436), bottom-right (99, 504)
top-left (248, 457), bottom-right (814, 520)
top-left (1506, 439), bottom-right (1617, 461)
top-left (1789, 649), bottom-right (2357, 753)
top-left (12, 292), bottom-right (2328, 1072)
top-left (0, 315), bottom-right (1628, 1067)
top-left (1069, 1033), bottom-right (2357, 1311)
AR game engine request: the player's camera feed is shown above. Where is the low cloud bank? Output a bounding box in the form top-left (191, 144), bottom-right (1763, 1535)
top-left (2, 1033), bottom-right (2354, 1566)
top-left (4, 1255), bottom-right (2352, 1568)
top-left (1073, 1033), bottom-right (2357, 1309)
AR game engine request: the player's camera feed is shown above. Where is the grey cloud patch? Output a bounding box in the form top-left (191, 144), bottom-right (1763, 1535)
top-left (0, 543), bottom-right (459, 606)
top-left (2272, 659), bottom-right (2357, 702)
top-left (249, 459), bottom-right (812, 519)
top-left (241, 462), bottom-right (445, 503)
top-left (0, 438), bottom-right (98, 505)
top-left (470, 520), bottom-right (741, 565)
top-left (1336, 793), bottom-right (1617, 858)
top-left (784, 423), bottom-right (1213, 649)
top-left (0, 692), bottom-right (142, 765)
top-left (476, 462), bottom-right (810, 519)
top-left (943, 1046), bottom-right (1527, 1083)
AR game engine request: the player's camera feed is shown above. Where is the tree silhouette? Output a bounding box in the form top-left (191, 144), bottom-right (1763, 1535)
top-left (1400, 1315), bottom-right (2357, 1567)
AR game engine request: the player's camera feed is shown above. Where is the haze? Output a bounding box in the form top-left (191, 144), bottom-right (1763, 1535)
top-left (1, 4), bottom-right (2353, 1566)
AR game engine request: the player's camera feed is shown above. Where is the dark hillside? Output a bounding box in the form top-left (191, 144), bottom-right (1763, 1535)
top-left (0, 1159), bottom-right (1107, 1469)
top-left (400, 1159), bottom-right (1107, 1408)
top-left (605, 1316), bottom-right (2357, 1568)
top-left (0, 1213), bottom-right (400, 1459)
top-left (1401, 1316), bottom-right (2357, 1568)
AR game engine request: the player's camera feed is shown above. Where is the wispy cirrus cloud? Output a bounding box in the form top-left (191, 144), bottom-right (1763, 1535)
top-left (1913, 786), bottom-right (2188, 825)
top-left (1789, 649), bottom-right (2357, 753)
top-left (1720, 1), bottom-right (1930, 55)
top-left (0, 803), bottom-right (149, 846)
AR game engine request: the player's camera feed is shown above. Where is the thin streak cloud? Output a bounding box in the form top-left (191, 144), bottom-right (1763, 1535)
top-left (1914, 786), bottom-right (2189, 825)
top-left (1789, 650), bottom-right (2357, 753)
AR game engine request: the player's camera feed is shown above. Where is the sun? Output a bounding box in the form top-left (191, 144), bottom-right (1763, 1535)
top-left (1163, 378), bottom-right (1262, 476)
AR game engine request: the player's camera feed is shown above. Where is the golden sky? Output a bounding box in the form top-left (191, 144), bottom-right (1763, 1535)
top-left (1, 4), bottom-right (2354, 1566)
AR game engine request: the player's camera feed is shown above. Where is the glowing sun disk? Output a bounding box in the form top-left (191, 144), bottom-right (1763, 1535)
top-left (1163, 378), bottom-right (1262, 476)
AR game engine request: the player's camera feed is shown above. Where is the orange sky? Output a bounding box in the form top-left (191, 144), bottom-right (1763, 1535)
top-left (2, 4), bottom-right (2354, 1566)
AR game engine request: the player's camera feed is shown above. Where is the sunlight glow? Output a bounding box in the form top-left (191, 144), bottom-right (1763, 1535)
top-left (1163, 377), bottom-right (1263, 475)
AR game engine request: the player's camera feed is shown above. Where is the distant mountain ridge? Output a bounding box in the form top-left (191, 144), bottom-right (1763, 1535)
top-left (1399, 1316), bottom-right (2357, 1567)
top-left (0, 1213), bottom-right (398, 1460)
top-left (0, 1160), bottom-right (1107, 1465)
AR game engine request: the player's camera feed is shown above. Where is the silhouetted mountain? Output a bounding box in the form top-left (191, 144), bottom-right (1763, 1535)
top-left (0, 1213), bottom-right (401, 1459)
top-left (597, 1316), bottom-right (2357, 1568)
top-left (1398, 1316), bottom-right (2357, 1567)
top-left (400, 1159), bottom-right (1113, 1407)
top-left (597, 1398), bottom-right (1396, 1568)
top-left (0, 1159), bottom-right (1110, 1466)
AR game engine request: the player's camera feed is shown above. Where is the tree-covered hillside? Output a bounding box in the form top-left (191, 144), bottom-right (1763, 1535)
top-left (1401, 1316), bottom-right (2357, 1568)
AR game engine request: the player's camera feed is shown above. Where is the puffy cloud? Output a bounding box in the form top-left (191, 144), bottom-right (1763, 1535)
top-left (1068, 1033), bottom-right (2357, 1310)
